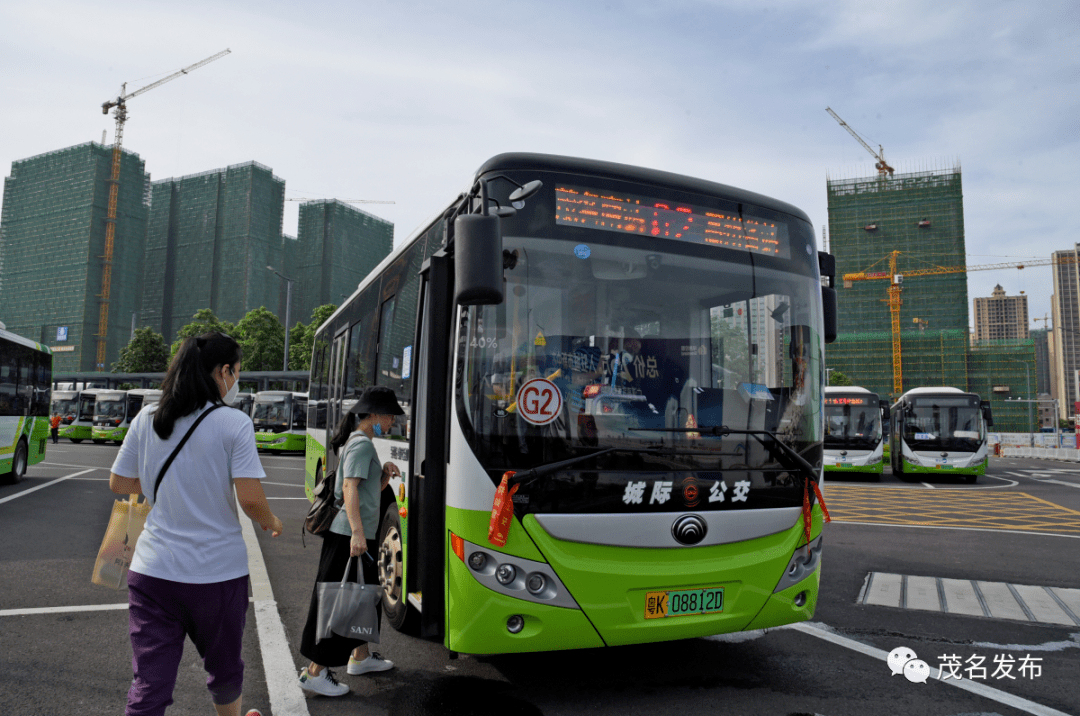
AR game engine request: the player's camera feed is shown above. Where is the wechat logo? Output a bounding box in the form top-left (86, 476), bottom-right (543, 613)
top-left (888, 646), bottom-right (931, 684)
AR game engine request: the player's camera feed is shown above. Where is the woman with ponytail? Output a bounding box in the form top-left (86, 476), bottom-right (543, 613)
top-left (296, 385), bottom-right (403, 698)
top-left (109, 332), bottom-right (281, 716)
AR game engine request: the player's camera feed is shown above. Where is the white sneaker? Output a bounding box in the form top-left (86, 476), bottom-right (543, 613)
top-left (347, 652), bottom-right (394, 675)
top-left (298, 667), bottom-right (350, 697)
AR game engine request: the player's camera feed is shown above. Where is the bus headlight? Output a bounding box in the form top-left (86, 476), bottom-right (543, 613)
top-left (496, 564), bottom-right (516, 585)
top-left (507, 615), bottom-right (525, 634)
top-left (526, 573), bottom-right (546, 595)
top-left (468, 552), bottom-right (487, 571)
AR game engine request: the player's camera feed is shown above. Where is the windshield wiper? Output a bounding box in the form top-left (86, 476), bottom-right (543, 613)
top-left (510, 447), bottom-right (672, 487)
top-left (629, 425), bottom-right (818, 478)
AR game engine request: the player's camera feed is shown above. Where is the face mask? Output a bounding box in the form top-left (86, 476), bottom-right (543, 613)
top-left (222, 368), bottom-right (240, 405)
top-left (373, 421), bottom-right (384, 437)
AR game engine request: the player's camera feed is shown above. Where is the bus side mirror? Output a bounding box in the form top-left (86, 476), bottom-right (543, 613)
top-left (880, 400), bottom-right (890, 422)
top-left (821, 286), bottom-right (838, 344)
top-left (981, 400), bottom-right (994, 427)
top-left (818, 251), bottom-right (837, 344)
top-left (454, 213), bottom-right (504, 305)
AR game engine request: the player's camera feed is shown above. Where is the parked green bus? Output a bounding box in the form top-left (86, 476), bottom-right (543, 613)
top-left (253, 391), bottom-right (307, 451)
top-left (92, 389), bottom-right (162, 443)
top-left (305, 153), bottom-right (837, 655)
top-left (0, 326), bottom-right (51, 483)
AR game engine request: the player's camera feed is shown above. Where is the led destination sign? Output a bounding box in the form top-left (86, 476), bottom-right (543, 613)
top-left (825, 397), bottom-right (872, 406)
top-left (555, 185), bottom-right (788, 258)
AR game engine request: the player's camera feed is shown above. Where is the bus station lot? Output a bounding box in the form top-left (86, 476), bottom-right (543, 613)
top-left (1, 444), bottom-right (1077, 716)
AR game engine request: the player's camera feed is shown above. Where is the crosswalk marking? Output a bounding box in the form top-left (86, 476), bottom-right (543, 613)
top-left (860, 573), bottom-right (1080, 626)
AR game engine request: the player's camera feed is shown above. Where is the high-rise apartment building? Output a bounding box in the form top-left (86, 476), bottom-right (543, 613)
top-left (0, 143), bottom-right (150, 371)
top-left (973, 285), bottom-right (1029, 341)
top-left (824, 164), bottom-right (1035, 430)
top-left (141, 161), bottom-right (285, 342)
top-left (1050, 246), bottom-right (1080, 419)
top-left (293, 201), bottom-right (393, 323)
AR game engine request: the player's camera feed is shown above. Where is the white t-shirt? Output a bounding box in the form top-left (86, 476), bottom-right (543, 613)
top-left (111, 402), bottom-right (266, 584)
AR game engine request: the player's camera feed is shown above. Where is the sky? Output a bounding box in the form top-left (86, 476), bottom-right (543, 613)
top-left (1, 0), bottom-right (1077, 329)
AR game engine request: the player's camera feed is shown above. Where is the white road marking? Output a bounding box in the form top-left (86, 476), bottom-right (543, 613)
top-left (265, 497), bottom-right (309, 500)
top-left (921, 482), bottom-right (934, 489)
top-left (0, 468), bottom-right (96, 505)
top-left (238, 500), bottom-right (310, 716)
top-left (0, 603), bottom-right (129, 617)
top-left (260, 481), bottom-right (306, 487)
top-left (861, 573), bottom-right (1080, 627)
top-left (40, 462), bottom-right (108, 469)
top-left (790, 622), bottom-right (1075, 716)
top-left (834, 520), bottom-right (1080, 539)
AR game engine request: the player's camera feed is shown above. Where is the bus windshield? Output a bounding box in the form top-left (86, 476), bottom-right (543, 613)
top-left (52, 397), bottom-right (77, 420)
top-left (127, 395), bottom-right (146, 419)
top-left (253, 395), bottom-right (290, 432)
top-left (904, 395), bottom-right (983, 451)
top-left (825, 398), bottom-right (881, 448)
top-left (460, 234), bottom-right (824, 475)
top-left (78, 395), bottom-right (96, 421)
top-left (96, 399), bottom-right (126, 420)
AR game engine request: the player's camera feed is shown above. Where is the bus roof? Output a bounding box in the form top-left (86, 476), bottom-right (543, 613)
top-left (95, 391), bottom-right (126, 401)
top-left (901, 387), bottom-right (969, 397)
top-left (0, 326), bottom-right (50, 354)
top-left (52, 390), bottom-right (78, 399)
top-left (474, 153), bottom-right (813, 224)
top-left (126, 389), bottom-right (163, 397)
top-left (824, 386), bottom-right (874, 394)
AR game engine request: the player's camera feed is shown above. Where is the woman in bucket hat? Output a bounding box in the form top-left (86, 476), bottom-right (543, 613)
top-left (297, 386), bottom-right (404, 697)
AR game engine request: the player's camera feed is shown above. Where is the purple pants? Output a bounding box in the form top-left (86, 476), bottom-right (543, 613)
top-left (126, 571), bottom-right (249, 716)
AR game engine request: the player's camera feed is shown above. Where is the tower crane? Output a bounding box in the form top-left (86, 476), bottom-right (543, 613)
top-left (95, 49), bottom-right (231, 369)
top-left (842, 252), bottom-right (1078, 395)
top-left (826, 107), bottom-right (895, 178)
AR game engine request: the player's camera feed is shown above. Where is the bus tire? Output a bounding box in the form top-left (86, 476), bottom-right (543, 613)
top-left (3, 439), bottom-right (28, 484)
top-left (69, 438), bottom-right (83, 444)
top-left (377, 503), bottom-right (419, 635)
top-left (965, 474), bottom-right (977, 485)
top-left (92, 439), bottom-right (106, 445)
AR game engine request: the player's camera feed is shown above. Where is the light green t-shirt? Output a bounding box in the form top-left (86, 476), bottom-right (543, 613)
top-left (329, 433), bottom-right (382, 540)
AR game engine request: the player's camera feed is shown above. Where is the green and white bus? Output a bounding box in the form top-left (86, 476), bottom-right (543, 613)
top-left (235, 392), bottom-right (255, 419)
top-left (890, 386), bottom-right (992, 483)
top-left (0, 325), bottom-right (52, 483)
top-left (54, 389), bottom-right (106, 443)
top-left (92, 389), bottom-right (162, 443)
top-left (253, 391), bottom-right (307, 451)
top-left (823, 387), bottom-right (889, 478)
top-left (306, 153), bottom-right (837, 654)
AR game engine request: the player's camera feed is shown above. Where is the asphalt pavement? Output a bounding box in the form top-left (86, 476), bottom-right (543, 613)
top-left (1, 443), bottom-right (1077, 716)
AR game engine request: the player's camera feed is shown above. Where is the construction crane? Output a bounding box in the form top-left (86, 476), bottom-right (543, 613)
top-left (826, 107), bottom-right (895, 178)
top-left (843, 251), bottom-right (1078, 394)
top-left (95, 49), bottom-right (231, 369)
top-left (284, 198), bottom-right (395, 204)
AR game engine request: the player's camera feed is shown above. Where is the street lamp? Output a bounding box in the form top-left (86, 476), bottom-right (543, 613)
top-left (267, 266), bottom-right (295, 372)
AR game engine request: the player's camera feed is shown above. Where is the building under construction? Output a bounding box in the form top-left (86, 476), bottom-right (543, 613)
top-left (0, 142), bottom-right (150, 372)
top-left (825, 164), bottom-right (1035, 432)
top-left (140, 161), bottom-right (286, 342)
top-left (293, 200), bottom-right (393, 323)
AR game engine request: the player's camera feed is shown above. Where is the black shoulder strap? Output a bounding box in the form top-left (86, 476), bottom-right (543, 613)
top-left (152, 404), bottom-right (224, 501)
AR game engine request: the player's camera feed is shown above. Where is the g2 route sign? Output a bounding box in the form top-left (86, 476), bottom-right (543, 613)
top-left (516, 378), bottom-right (562, 426)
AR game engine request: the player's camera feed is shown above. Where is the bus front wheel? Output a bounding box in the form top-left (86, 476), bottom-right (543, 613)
top-left (92, 439), bottom-right (106, 445)
top-left (69, 438), bottom-right (83, 444)
top-left (3, 440), bottom-right (28, 484)
top-left (377, 503), bottom-right (419, 635)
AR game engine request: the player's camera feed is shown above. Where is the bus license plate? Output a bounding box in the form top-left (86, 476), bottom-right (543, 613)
top-left (839, 462), bottom-right (852, 468)
top-left (644, 587), bottom-right (724, 619)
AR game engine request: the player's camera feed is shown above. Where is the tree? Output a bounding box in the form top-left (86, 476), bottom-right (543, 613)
top-left (172, 309), bottom-right (238, 356)
top-left (828, 370), bottom-right (854, 386)
top-left (289, 304), bottom-right (338, 371)
top-left (236, 306), bottom-right (285, 372)
top-left (113, 327), bottom-right (170, 373)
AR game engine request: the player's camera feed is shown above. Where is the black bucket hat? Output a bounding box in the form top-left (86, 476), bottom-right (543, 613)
top-left (349, 385), bottom-right (405, 416)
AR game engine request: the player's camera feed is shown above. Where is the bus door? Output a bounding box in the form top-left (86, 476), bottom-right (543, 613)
top-left (408, 251), bottom-right (452, 640)
top-left (324, 327), bottom-right (350, 474)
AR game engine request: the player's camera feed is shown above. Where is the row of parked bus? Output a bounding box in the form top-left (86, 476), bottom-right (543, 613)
top-left (823, 385), bottom-right (993, 483)
top-left (47, 388), bottom-right (309, 452)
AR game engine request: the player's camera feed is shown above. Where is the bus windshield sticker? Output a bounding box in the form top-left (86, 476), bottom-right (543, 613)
top-left (516, 378), bottom-right (563, 426)
top-left (555, 185), bottom-right (789, 259)
top-left (738, 383), bottom-right (775, 402)
top-left (954, 430), bottom-right (979, 439)
top-left (574, 244), bottom-right (591, 259)
top-left (402, 345), bottom-right (412, 380)
top-left (915, 432), bottom-right (935, 440)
